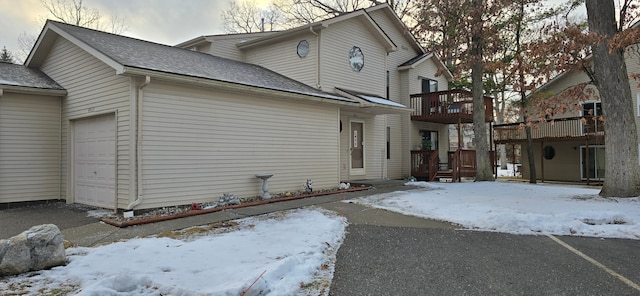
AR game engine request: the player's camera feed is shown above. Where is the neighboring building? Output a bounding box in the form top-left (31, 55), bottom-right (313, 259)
top-left (493, 53), bottom-right (640, 183)
top-left (1, 4), bottom-right (492, 210)
top-left (0, 63), bottom-right (66, 203)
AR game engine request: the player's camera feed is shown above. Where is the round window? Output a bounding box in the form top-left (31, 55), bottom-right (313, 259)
top-left (543, 146), bottom-right (555, 160)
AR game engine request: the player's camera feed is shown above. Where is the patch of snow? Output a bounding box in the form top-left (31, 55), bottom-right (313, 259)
top-left (360, 95), bottom-right (407, 108)
top-left (349, 181), bottom-right (640, 239)
top-left (0, 208), bottom-right (346, 296)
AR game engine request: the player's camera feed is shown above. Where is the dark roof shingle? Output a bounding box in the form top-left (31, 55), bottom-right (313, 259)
top-left (0, 62), bottom-right (64, 90)
top-left (51, 21), bottom-right (353, 102)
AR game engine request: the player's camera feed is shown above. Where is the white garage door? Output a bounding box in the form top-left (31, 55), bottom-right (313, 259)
top-left (73, 114), bottom-right (116, 209)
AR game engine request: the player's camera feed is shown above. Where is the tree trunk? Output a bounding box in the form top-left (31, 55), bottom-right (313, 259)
top-left (471, 0), bottom-right (494, 181)
top-left (524, 124), bottom-right (537, 184)
top-left (586, 0), bottom-right (640, 197)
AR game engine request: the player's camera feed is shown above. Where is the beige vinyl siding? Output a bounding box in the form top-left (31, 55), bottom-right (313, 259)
top-left (0, 93), bottom-right (61, 203)
top-left (39, 37), bottom-right (131, 208)
top-left (205, 34), bottom-right (272, 61)
top-left (338, 114), bottom-right (386, 180)
top-left (244, 33), bottom-right (318, 88)
top-left (209, 38), bottom-right (245, 61)
top-left (399, 70), bottom-right (412, 176)
top-left (520, 142), bottom-right (582, 182)
top-left (365, 115), bottom-right (387, 178)
top-left (624, 47), bottom-right (640, 146)
top-left (321, 18), bottom-right (389, 180)
top-left (139, 83), bottom-right (339, 209)
top-left (369, 9), bottom-right (424, 179)
top-left (408, 60), bottom-right (449, 95)
top-left (320, 18), bottom-right (386, 95)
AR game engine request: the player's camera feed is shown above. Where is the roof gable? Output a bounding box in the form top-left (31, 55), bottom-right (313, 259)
top-left (236, 5), bottom-right (397, 52)
top-left (398, 53), bottom-right (453, 80)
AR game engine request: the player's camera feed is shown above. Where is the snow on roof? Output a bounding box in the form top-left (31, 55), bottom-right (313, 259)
top-left (0, 62), bottom-right (64, 90)
top-left (336, 87), bottom-right (408, 109)
top-left (360, 95), bottom-right (407, 108)
top-left (49, 21), bottom-right (355, 103)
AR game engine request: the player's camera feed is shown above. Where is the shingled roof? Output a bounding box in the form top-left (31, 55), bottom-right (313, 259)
top-left (0, 62), bottom-right (64, 91)
top-left (30, 21), bottom-right (354, 103)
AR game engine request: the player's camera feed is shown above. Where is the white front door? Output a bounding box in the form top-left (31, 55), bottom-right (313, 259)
top-left (350, 121), bottom-right (365, 175)
top-left (73, 114), bottom-right (116, 209)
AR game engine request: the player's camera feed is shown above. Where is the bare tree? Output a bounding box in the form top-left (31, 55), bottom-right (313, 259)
top-left (15, 0), bottom-right (127, 63)
top-left (221, 0), bottom-right (420, 33)
top-left (40, 0), bottom-right (126, 33)
top-left (221, 0), bottom-right (283, 33)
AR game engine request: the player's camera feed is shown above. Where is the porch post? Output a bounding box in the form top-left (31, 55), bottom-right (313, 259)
top-left (512, 144), bottom-right (516, 177)
top-left (540, 141), bottom-right (544, 183)
top-left (586, 140), bottom-right (590, 185)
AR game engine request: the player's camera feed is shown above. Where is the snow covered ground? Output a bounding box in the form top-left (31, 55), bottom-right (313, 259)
top-left (348, 181), bottom-right (640, 239)
top-left (2, 181), bottom-right (639, 295)
top-left (0, 208), bottom-right (346, 296)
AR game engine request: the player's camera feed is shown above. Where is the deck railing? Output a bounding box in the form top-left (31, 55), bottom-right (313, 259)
top-left (410, 90), bottom-right (494, 124)
top-left (411, 149), bottom-right (495, 182)
top-left (494, 117), bottom-right (604, 144)
top-left (411, 150), bottom-right (439, 181)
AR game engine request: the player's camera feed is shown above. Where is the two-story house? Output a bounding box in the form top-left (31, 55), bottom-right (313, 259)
top-left (493, 52), bottom-right (640, 183)
top-left (0, 4), bottom-right (492, 210)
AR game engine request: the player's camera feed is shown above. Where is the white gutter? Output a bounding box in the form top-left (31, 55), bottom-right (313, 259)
top-left (310, 26), bottom-right (321, 89)
top-left (127, 75), bottom-right (150, 210)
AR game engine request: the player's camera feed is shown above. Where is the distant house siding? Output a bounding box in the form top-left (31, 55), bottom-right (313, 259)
top-left (139, 83), bottom-right (339, 209)
top-left (209, 38), bottom-right (245, 61)
top-left (624, 47), bottom-right (640, 144)
top-left (520, 142), bottom-right (582, 182)
top-left (0, 93), bottom-right (61, 203)
top-left (244, 33), bottom-right (318, 88)
top-left (536, 70), bottom-right (593, 119)
top-left (39, 37), bottom-right (131, 209)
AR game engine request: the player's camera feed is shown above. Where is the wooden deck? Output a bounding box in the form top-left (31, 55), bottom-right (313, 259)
top-left (410, 90), bottom-right (494, 124)
top-left (494, 117), bottom-right (604, 144)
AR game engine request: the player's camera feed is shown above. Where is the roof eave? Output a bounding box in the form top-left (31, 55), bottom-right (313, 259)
top-left (0, 84), bottom-right (67, 96)
top-left (236, 25), bottom-right (324, 50)
top-left (120, 66), bottom-right (359, 107)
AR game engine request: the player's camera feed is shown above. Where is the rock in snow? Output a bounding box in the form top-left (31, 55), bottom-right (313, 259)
top-left (0, 224), bottom-right (66, 276)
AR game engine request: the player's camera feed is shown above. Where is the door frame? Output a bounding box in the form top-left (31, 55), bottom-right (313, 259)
top-left (68, 111), bottom-right (118, 210)
top-left (580, 145), bottom-right (605, 181)
top-left (349, 120), bottom-right (365, 176)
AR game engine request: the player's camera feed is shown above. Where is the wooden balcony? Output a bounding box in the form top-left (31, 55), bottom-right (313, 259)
top-left (494, 117), bottom-right (605, 144)
top-left (410, 89), bottom-right (494, 124)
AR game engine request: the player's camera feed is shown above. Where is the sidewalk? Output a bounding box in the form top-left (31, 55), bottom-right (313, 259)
top-left (1, 181), bottom-right (449, 247)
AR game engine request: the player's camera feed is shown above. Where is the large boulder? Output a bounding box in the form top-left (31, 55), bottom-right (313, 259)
top-left (0, 224), bottom-right (66, 276)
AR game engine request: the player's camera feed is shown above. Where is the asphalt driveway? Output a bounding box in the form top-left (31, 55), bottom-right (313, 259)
top-left (330, 225), bottom-right (640, 295)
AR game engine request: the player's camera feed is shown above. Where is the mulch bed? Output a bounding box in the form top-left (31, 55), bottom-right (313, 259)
top-left (100, 186), bottom-right (371, 228)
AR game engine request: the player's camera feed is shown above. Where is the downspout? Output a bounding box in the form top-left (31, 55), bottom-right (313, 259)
top-left (128, 75), bottom-right (150, 210)
top-left (310, 26), bottom-right (320, 89)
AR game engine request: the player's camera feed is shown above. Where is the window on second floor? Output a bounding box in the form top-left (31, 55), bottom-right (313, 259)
top-left (422, 78), bottom-right (438, 93)
top-left (582, 102), bottom-right (603, 133)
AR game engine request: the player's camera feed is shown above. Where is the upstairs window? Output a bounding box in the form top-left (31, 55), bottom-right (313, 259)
top-left (422, 78), bottom-right (438, 93)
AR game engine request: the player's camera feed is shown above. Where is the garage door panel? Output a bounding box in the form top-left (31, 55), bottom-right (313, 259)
top-left (73, 114), bottom-right (115, 209)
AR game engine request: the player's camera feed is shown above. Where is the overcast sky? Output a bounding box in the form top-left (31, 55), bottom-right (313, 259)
top-left (0, 0), bottom-right (580, 64)
top-left (0, 0), bottom-right (273, 63)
